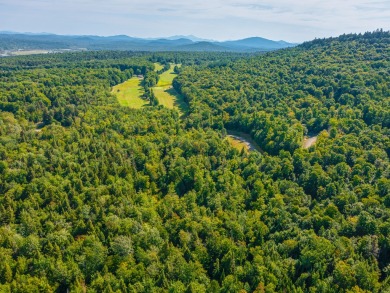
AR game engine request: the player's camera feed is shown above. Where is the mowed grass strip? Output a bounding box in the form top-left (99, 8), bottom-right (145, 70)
top-left (153, 86), bottom-right (188, 115)
top-left (154, 62), bottom-right (164, 72)
top-left (111, 77), bottom-right (148, 108)
top-left (153, 64), bottom-right (187, 115)
top-left (157, 64), bottom-right (178, 87)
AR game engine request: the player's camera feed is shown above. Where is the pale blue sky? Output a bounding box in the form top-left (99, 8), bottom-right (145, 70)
top-left (0, 0), bottom-right (389, 42)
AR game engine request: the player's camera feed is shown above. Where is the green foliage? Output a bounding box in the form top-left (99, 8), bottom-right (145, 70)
top-left (0, 31), bottom-right (389, 292)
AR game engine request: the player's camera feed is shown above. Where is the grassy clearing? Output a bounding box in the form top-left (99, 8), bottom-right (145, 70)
top-left (112, 64), bottom-right (187, 114)
top-left (111, 77), bottom-right (148, 108)
top-left (153, 86), bottom-right (188, 114)
top-left (154, 62), bottom-right (164, 72)
top-left (227, 130), bottom-right (263, 153)
top-left (152, 64), bottom-right (187, 115)
top-left (303, 135), bottom-right (318, 149)
top-left (157, 65), bottom-right (178, 87)
top-left (12, 50), bottom-right (49, 56)
top-left (227, 136), bottom-right (249, 153)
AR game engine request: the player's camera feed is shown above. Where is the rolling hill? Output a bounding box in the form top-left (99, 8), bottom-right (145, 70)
top-left (0, 32), bottom-right (296, 53)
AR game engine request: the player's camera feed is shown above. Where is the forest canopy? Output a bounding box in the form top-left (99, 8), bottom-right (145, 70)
top-left (0, 30), bottom-right (389, 292)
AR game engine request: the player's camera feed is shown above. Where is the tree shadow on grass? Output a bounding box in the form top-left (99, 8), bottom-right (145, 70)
top-left (166, 87), bottom-right (188, 116)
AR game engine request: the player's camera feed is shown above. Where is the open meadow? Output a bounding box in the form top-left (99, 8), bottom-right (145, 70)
top-left (156, 64), bottom-right (178, 87)
top-left (152, 64), bottom-right (187, 114)
top-left (111, 77), bottom-right (148, 108)
top-left (111, 64), bottom-right (186, 113)
top-left (153, 86), bottom-right (187, 114)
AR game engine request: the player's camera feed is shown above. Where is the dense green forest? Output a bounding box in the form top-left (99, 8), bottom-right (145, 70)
top-left (0, 31), bottom-right (389, 292)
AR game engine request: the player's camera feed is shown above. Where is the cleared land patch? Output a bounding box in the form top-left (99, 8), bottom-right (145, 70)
top-left (12, 50), bottom-right (49, 56)
top-left (153, 86), bottom-right (188, 114)
top-left (153, 64), bottom-right (187, 114)
top-left (303, 136), bottom-right (318, 149)
top-left (112, 64), bottom-right (187, 114)
top-left (227, 136), bottom-right (250, 153)
top-left (157, 65), bottom-right (178, 87)
top-left (226, 130), bottom-right (263, 153)
top-left (111, 77), bottom-right (148, 108)
top-left (154, 62), bottom-right (164, 72)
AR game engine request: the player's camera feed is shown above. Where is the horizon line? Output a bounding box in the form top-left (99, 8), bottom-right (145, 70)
top-left (0, 30), bottom-right (304, 43)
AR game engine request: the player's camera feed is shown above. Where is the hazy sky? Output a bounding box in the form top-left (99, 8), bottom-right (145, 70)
top-left (0, 0), bottom-right (389, 42)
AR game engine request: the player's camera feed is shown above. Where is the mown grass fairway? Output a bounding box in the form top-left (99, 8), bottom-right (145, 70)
top-left (154, 62), bottom-right (164, 72)
top-left (153, 86), bottom-right (188, 114)
top-left (111, 77), bottom-right (148, 108)
top-left (157, 64), bottom-right (178, 87)
top-left (152, 64), bottom-right (187, 115)
top-left (112, 64), bottom-right (187, 114)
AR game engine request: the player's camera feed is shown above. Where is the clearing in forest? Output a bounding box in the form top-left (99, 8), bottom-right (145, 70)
top-left (227, 136), bottom-right (250, 153)
top-left (154, 62), bottom-right (164, 72)
top-left (153, 86), bottom-right (188, 113)
top-left (12, 50), bottom-right (49, 56)
top-left (303, 135), bottom-right (318, 149)
top-left (112, 64), bottom-right (187, 114)
top-left (111, 77), bottom-right (148, 108)
top-left (153, 64), bottom-right (187, 115)
top-left (226, 130), bottom-right (263, 153)
top-left (157, 64), bottom-right (179, 87)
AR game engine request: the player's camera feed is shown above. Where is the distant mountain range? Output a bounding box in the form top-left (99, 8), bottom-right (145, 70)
top-left (0, 32), bottom-right (297, 52)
